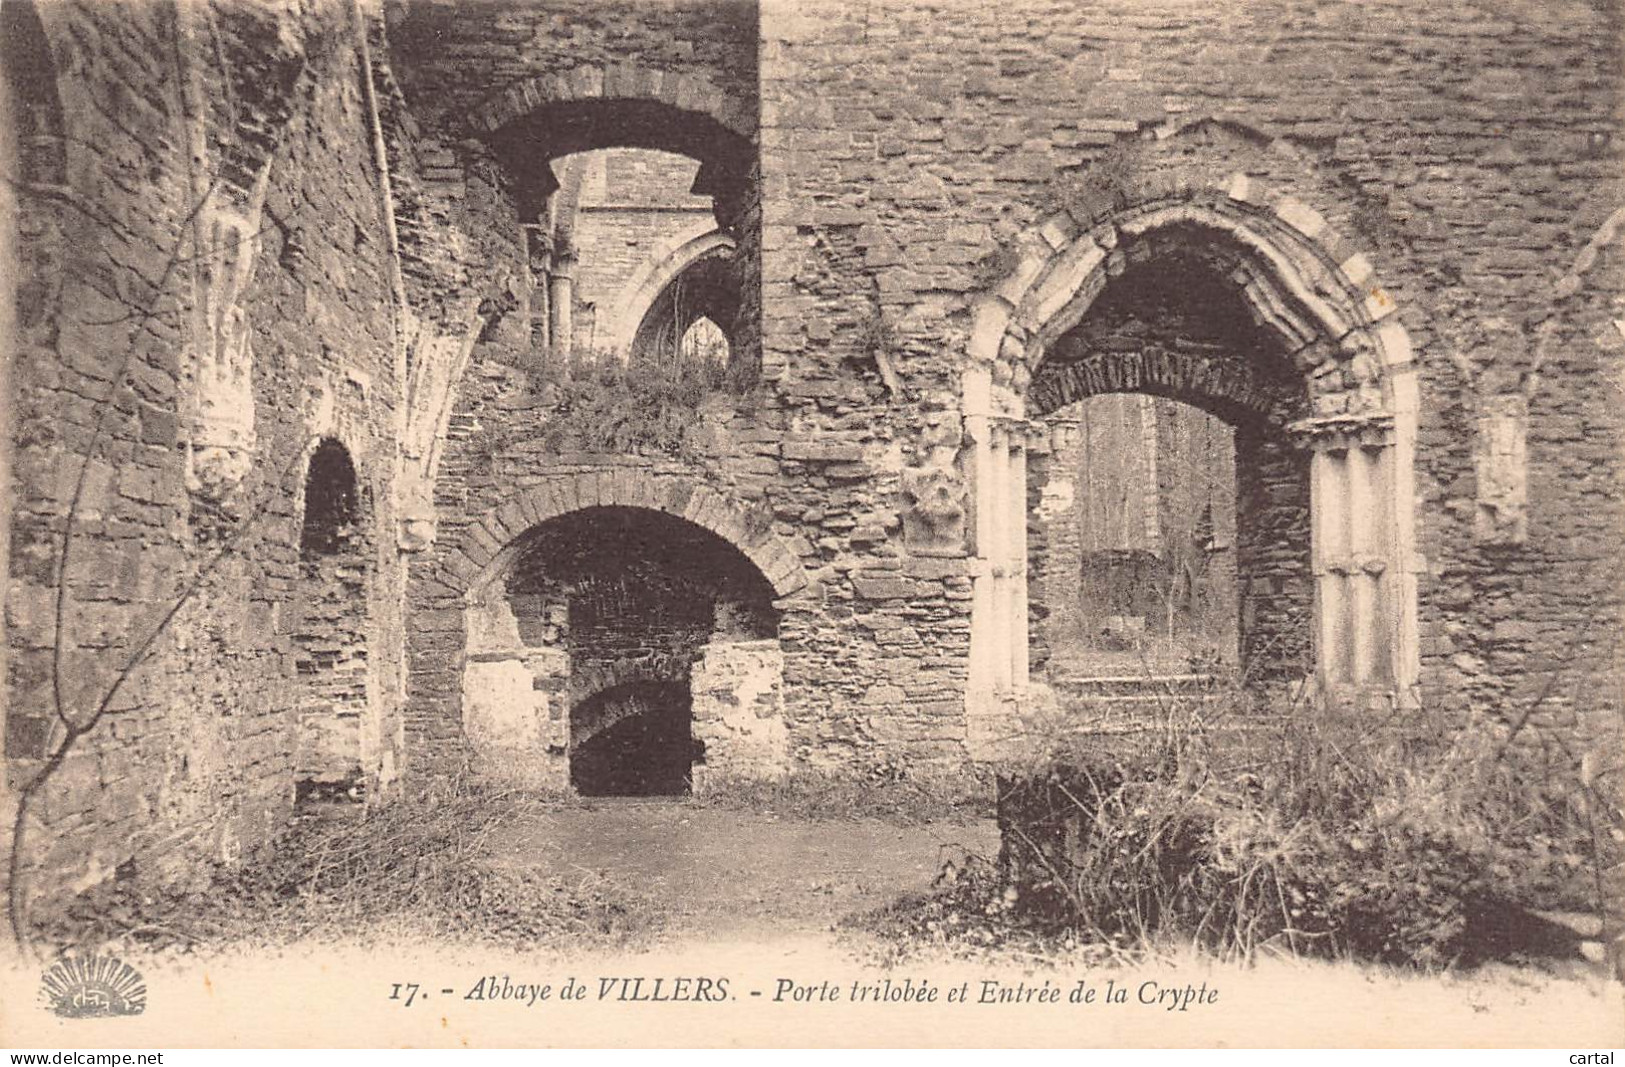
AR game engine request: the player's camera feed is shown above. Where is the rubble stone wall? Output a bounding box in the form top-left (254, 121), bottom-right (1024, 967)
top-left (3, 0), bottom-right (411, 901)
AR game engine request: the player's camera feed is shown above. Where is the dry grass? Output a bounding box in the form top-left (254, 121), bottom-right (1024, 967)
top-left (691, 763), bottom-right (997, 826)
top-left (39, 775), bottom-right (661, 957)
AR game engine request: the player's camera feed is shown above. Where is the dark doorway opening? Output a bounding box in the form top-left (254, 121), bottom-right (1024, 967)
top-left (1027, 239), bottom-right (1311, 689)
top-left (504, 505), bottom-right (779, 798)
top-left (569, 681), bottom-right (697, 796)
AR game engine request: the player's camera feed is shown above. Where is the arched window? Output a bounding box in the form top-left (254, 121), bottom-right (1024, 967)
top-left (679, 315), bottom-right (730, 370)
top-left (300, 439), bottom-right (361, 559)
top-left (293, 439), bottom-right (370, 804)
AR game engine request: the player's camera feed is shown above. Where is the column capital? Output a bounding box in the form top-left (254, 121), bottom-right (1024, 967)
top-left (1288, 411), bottom-right (1394, 451)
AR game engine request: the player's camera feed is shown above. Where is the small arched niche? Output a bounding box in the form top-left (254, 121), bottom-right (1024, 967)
top-left (292, 438), bottom-right (372, 805)
top-left (300, 439), bottom-right (362, 559)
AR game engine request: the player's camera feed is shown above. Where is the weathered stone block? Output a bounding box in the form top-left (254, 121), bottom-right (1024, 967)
top-left (782, 440), bottom-right (865, 462)
top-left (1475, 394), bottom-right (1529, 546)
top-left (851, 573), bottom-right (917, 600)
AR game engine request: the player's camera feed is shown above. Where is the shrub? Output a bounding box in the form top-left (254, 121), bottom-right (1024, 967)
top-left (534, 348), bottom-right (754, 459)
top-left (851, 849), bottom-right (1130, 966)
top-left (967, 689), bottom-right (1615, 970)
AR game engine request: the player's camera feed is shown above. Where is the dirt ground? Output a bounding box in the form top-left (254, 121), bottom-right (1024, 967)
top-left (7, 803), bottom-right (1619, 1048)
top-left (484, 800), bottom-right (1002, 942)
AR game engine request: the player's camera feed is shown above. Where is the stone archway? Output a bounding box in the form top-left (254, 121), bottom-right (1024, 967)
top-left (963, 179), bottom-right (1420, 738)
top-left (472, 60), bottom-right (760, 370)
top-left (441, 471), bottom-right (805, 600)
top-left (607, 228), bottom-right (737, 357)
top-left (471, 60), bottom-right (755, 229)
top-left (437, 472), bottom-right (803, 792)
top-left (466, 62), bottom-right (754, 144)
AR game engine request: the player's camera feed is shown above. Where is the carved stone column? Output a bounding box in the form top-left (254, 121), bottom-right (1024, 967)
top-left (1007, 418), bottom-right (1030, 693)
top-left (548, 254), bottom-right (574, 361)
top-left (1295, 413), bottom-right (1397, 702)
top-left (963, 366), bottom-right (999, 712)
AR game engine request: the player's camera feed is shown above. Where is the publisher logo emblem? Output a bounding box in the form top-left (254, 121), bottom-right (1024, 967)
top-left (40, 955), bottom-right (147, 1018)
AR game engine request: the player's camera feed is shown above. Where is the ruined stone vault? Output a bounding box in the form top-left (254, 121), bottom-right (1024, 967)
top-left (1, 0), bottom-right (1621, 903)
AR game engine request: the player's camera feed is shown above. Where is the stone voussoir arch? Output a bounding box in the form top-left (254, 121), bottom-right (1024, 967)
top-left (568, 675), bottom-right (685, 748)
top-left (445, 471), bottom-right (807, 602)
top-left (568, 657), bottom-right (690, 703)
top-left (970, 173), bottom-right (1413, 397)
top-left (465, 61), bottom-right (753, 143)
top-left (962, 159), bottom-right (1423, 719)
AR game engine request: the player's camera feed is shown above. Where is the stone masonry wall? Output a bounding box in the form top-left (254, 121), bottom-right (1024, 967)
top-left (760, 0), bottom-right (1625, 750)
top-left (3, 0), bottom-right (411, 907)
top-left (388, 0), bottom-right (758, 140)
top-left (415, 0), bottom-right (1625, 785)
top-left (6, 0), bottom-right (1622, 914)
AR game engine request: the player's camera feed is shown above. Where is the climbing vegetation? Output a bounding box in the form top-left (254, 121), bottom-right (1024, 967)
top-left (531, 347), bottom-right (756, 459)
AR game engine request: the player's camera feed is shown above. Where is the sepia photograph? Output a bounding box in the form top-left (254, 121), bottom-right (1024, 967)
top-left (0, 0), bottom-right (1621, 1050)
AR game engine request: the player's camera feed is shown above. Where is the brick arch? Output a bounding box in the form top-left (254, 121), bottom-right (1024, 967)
top-left (1553, 204), bottom-right (1625, 300)
top-left (1509, 204), bottom-right (1625, 421)
top-left (197, 5), bottom-right (313, 214)
top-left (447, 472), bottom-right (805, 602)
top-left (466, 62), bottom-right (753, 144)
top-left (1034, 112), bottom-right (1366, 253)
top-left (1150, 114), bottom-right (1283, 149)
top-left (963, 175), bottom-right (1422, 722)
top-left (568, 676), bottom-right (684, 749)
top-left (971, 111), bottom-right (1408, 388)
